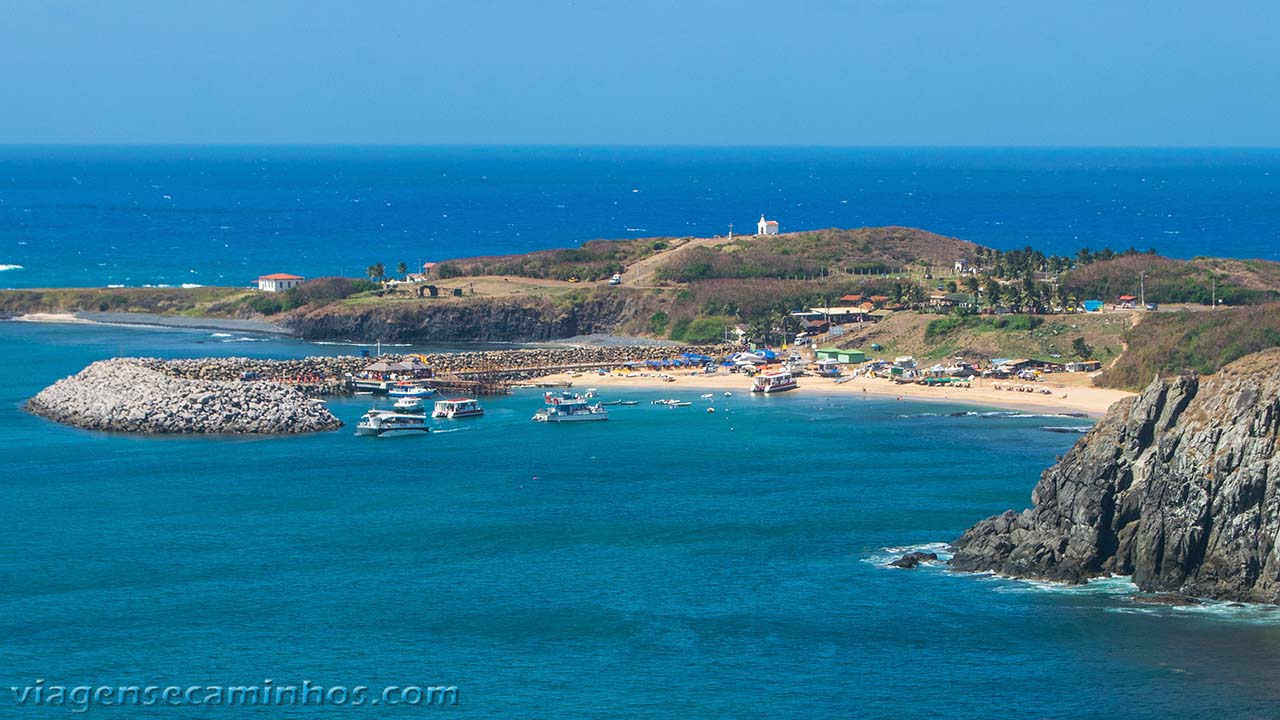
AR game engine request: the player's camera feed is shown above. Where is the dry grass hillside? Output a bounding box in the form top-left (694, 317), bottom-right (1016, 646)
top-left (827, 311), bottom-right (1132, 365)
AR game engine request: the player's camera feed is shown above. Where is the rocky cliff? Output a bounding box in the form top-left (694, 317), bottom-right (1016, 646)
top-left (286, 292), bottom-right (652, 343)
top-left (951, 349), bottom-right (1280, 603)
top-left (28, 359), bottom-right (343, 434)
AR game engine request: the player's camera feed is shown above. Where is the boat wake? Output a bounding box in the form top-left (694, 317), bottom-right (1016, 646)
top-left (0, 264), bottom-right (23, 272)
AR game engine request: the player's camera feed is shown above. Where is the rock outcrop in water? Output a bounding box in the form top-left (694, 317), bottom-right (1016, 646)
top-left (27, 358), bottom-right (343, 434)
top-left (951, 349), bottom-right (1280, 603)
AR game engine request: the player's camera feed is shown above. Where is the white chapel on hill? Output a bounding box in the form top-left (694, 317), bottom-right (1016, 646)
top-left (757, 214), bottom-right (779, 236)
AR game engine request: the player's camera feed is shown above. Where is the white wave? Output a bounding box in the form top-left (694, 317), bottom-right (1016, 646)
top-left (1041, 426), bottom-right (1090, 434)
top-left (310, 340), bottom-right (412, 347)
top-left (181, 283), bottom-right (203, 288)
top-left (0, 264), bottom-right (23, 271)
top-left (864, 541), bottom-right (953, 568)
top-left (210, 332), bottom-right (233, 338)
top-left (221, 336), bottom-right (268, 343)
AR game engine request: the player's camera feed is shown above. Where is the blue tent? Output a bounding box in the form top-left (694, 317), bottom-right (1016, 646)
top-left (1083, 300), bottom-right (1105, 312)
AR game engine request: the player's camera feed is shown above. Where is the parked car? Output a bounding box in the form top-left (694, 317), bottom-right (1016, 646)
top-left (1145, 303), bottom-right (1158, 311)
top-left (608, 274), bottom-right (622, 286)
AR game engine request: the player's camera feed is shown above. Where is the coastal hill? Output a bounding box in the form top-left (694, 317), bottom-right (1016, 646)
top-left (951, 349), bottom-right (1280, 603)
top-left (7, 227), bottom-right (1280, 388)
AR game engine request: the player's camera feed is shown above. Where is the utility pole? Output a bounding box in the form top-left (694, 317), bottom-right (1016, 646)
top-left (728, 223), bottom-right (733, 241)
top-left (1211, 277), bottom-right (1216, 309)
top-left (1139, 270), bottom-right (1146, 308)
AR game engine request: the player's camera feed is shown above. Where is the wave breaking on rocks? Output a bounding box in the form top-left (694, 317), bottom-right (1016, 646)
top-left (27, 358), bottom-right (343, 434)
top-left (951, 349), bottom-right (1280, 604)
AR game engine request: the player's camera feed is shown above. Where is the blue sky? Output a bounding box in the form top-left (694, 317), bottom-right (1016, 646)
top-left (2, 0), bottom-right (1277, 145)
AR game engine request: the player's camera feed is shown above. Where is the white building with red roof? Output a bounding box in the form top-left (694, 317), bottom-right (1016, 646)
top-left (757, 214), bottom-right (779, 236)
top-left (257, 273), bottom-right (305, 292)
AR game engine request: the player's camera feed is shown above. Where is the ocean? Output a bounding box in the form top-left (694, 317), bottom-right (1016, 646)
top-left (5, 148), bottom-right (1280, 718)
top-left (1, 146), bottom-right (1279, 289)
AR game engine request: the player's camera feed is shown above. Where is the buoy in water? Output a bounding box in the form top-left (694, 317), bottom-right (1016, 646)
top-left (707, 407), bottom-right (715, 413)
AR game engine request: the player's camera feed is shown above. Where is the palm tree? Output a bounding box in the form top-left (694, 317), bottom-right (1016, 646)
top-left (396, 262), bottom-right (408, 279)
top-left (366, 262), bottom-right (386, 282)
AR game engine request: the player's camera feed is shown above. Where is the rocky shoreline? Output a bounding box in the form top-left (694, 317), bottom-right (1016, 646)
top-left (950, 349), bottom-right (1280, 604)
top-left (27, 358), bottom-right (344, 434)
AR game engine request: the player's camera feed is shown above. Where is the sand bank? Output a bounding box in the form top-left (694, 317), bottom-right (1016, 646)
top-left (540, 368), bottom-right (1133, 418)
top-left (8, 311), bottom-right (291, 336)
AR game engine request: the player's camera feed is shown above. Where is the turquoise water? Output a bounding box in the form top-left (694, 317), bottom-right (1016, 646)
top-left (5, 321), bottom-right (1280, 718)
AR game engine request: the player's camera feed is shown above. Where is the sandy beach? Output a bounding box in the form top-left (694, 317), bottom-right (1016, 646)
top-left (540, 367), bottom-right (1133, 418)
top-left (7, 312), bottom-right (291, 336)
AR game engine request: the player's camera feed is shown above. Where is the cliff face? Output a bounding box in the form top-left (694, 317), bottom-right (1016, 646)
top-left (951, 350), bottom-right (1280, 603)
top-left (285, 292), bottom-right (651, 343)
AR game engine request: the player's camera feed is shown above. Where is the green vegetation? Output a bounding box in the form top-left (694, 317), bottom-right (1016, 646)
top-left (1096, 305), bottom-right (1280, 390)
top-left (655, 227), bottom-right (977, 282)
top-left (0, 286), bottom-right (251, 317)
top-left (670, 316), bottom-right (733, 343)
top-left (1059, 254), bottom-right (1280, 306)
top-left (924, 314), bottom-right (1044, 342)
top-left (429, 237), bottom-right (679, 282)
top-left (648, 311), bottom-right (669, 335)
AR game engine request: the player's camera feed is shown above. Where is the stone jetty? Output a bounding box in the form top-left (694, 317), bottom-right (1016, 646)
top-left (27, 358), bottom-right (344, 434)
top-left (155, 344), bottom-right (737, 393)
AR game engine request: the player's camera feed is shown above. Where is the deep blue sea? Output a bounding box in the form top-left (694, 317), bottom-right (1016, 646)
top-left (1, 146), bottom-right (1279, 288)
top-left (5, 148), bottom-right (1280, 718)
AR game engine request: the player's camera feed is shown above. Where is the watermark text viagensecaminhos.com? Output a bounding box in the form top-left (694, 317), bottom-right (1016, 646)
top-left (7, 679), bottom-right (459, 713)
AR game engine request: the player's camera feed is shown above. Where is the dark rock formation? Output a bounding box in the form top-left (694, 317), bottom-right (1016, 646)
top-left (951, 350), bottom-right (1280, 604)
top-left (27, 359), bottom-right (343, 434)
top-left (890, 551), bottom-right (939, 569)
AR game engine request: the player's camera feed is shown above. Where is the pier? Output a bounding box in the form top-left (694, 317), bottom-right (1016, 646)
top-left (150, 344), bottom-right (737, 397)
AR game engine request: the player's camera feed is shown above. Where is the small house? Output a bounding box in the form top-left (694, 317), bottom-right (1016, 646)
top-left (757, 214), bottom-right (779, 236)
top-left (257, 273), bottom-right (304, 292)
top-left (1117, 295), bottom-right (1138, 309)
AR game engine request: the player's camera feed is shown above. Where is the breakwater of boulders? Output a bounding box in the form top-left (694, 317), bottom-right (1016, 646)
top-left (27, 358), bottom-right (344, 434)
top-left (26, 344), bottom-right (736, 434)
top-left (156, 344), bottom-right (738, 389)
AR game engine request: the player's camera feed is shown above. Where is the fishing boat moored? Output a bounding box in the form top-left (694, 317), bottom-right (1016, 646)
top-left (387, 382), bottom-right (435, 399)
top-left (750, 370), bottom-right (798, 393)
top-left (393, 397), bottom-right (425, 413)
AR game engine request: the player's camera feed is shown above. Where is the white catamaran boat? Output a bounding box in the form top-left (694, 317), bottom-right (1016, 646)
top-left (750, 370), bottom-right (798, 393)
top-left (532, 392), bottom-right (609, 423)
top-left (432, 398), bottom-right (484, 419)
top-left (355, 409), bottom-right (430, 437)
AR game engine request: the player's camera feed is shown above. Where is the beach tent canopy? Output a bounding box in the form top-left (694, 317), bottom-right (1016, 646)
top-left (397, 357), bottom-right (431, 371)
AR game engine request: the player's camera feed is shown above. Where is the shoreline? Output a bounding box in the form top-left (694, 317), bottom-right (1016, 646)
top-left (7, 311), bottom-right (293, 336)
top-left (539, 368), bottom-right (1133, 418)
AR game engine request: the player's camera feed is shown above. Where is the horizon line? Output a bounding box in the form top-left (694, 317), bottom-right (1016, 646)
top-left (0, 142), bottom-right (1278, 151)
